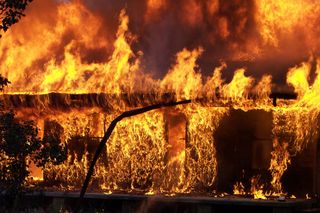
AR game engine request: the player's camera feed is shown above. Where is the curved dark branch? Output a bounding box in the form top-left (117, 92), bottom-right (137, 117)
top-left (79, 99), bottom-right (191, 199)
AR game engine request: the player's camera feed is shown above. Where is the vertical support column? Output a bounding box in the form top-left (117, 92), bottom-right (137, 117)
top-left (185, 119), bottom-right (189, 177)
top-left (164, 109), bottom-right (187, 191)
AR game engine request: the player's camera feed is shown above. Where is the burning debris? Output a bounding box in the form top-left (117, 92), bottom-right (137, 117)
top-left (0, 0), bottom-right (320, 202)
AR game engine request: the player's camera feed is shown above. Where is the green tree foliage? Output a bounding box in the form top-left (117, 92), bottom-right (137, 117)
top-left (0, 0), bottom-right (33, 36)
top-left (0, 75), bottom-right (67, 193)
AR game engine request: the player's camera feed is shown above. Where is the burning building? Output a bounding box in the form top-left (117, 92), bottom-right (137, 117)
top-left (1, 0), bottom-right (320, 211)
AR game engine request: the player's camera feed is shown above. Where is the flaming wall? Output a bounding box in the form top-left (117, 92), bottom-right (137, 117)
top-left (1, 93), bottom-right (318, 199)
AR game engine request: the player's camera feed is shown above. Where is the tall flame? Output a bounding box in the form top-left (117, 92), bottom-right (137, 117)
top-left (160, 48), bottom-right (203, 100)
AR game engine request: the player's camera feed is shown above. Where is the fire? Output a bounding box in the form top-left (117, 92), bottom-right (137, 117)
top-left (160, 48), bottom-right (203, 100)
top-left (287, 61), bottom-right (311, 98)
top-left (183, 106), bottom-right (228, 193)
top-left (269, 139), bottom-right (290, 195)
top-left (0, 0), bottom-right (320, 200)
top-left (221, 69), bottom-right (254, 102)
top-left (233, 182), bottom-right (245, 196)
top-left (0, 4), bottom-right (149, 94)
top-left (40, 8), bottom-right (140, 94)
top-left (250, 176), bottom-right (267, 200)
top-left (256, 0), bottom-right (319, 47)
top-left (0, 1), bottom-right (109, 93)
top-left (252, 75), bottom-right (272, 103)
